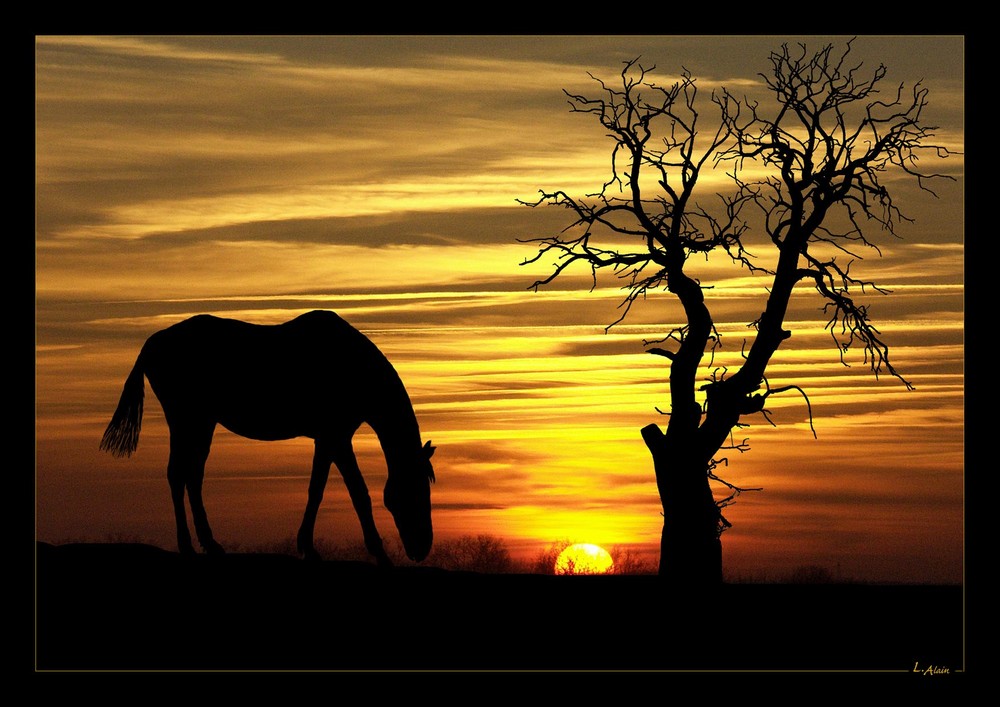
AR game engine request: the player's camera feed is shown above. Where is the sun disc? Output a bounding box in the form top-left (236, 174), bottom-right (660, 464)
top-left (554, 543), bottom-right (614, 575)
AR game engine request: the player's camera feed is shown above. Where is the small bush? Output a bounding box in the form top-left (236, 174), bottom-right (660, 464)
top-left (530, 539), bottom-right (575, 575)
top-left (608, 546), bottom-right (657, 575)
top-left (786, 565), bottom-right (836, 584)
top-left (427, 534), bottom-right (513, 573)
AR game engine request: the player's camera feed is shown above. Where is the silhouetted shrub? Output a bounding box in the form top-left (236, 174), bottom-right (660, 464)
top-left (428, 534), bottom-right (513, 573)
top-left (786, 565), bottom-right (836, 584)
top-left (530, 539), bottom-right (574, 575)
top-left (249, 536), bottom-right (378, 562)
top-left (608, 546), bottom-right (657, 575)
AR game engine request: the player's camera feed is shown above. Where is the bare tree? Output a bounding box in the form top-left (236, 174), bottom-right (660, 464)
top-left (520, 40), bottom-right (956, 584)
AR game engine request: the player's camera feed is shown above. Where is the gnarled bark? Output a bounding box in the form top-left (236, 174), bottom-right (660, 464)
top-left (642, 424), bottom-right (721, 584)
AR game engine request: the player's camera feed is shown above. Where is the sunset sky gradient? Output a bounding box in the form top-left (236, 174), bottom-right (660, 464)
top-left (35, 35), bottom-right (964, 582)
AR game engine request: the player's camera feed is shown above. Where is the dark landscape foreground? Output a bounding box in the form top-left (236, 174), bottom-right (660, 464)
top-left (35, 542), bottom-right (964, 672)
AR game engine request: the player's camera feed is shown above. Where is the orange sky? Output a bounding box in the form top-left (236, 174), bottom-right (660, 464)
top-left (35, 35), bottom-right (965, 582)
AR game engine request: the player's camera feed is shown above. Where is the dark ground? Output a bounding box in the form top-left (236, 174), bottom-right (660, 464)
top-left (35, 542), bottom-right (965, 673)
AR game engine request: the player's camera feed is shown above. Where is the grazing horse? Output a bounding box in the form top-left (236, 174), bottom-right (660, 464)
top-left (100, 310), bottom-right (435, 565)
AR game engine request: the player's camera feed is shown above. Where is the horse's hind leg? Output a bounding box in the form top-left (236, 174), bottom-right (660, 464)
top-left (187, 465), bottom-right (225, 555)
top-left (167, 463), bottom-right (194, 556)
top-left (167, 423), bottom-right (224, 555)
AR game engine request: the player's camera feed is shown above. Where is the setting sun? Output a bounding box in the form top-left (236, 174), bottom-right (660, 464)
top-left (555, 543), bottom-right (614, 575)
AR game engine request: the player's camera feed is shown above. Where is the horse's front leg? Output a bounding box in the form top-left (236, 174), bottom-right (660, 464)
top-left (297, 441), bottom-right (332, 561)
top-left (331, 443), bottom-right (393, 568)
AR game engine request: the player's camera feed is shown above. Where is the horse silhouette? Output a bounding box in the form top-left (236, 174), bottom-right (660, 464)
top-left (100, 310), bottom-right (435, 565)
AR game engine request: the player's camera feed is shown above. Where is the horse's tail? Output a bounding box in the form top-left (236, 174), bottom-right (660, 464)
top-left (99, 354), bottom-right (146, 458)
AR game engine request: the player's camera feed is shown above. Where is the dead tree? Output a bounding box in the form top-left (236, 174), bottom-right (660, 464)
top-left (520, 40), bottom-right (955, 584)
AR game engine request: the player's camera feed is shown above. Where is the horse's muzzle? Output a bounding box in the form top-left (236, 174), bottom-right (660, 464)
top-left (404, 532), bottom-right (432, 563)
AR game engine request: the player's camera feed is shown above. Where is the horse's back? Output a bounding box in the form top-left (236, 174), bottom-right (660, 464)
top-left (146, 310), bottom-right (363, 356)
top-left (140, 311), bottom-right (394, 438)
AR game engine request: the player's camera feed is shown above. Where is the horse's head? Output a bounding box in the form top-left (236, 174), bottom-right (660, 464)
top-left (384, 440), bottom-right (435, 562)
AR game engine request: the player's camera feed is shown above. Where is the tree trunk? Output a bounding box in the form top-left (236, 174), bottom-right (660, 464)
top-left (642, 424), bottom-right (722, 585)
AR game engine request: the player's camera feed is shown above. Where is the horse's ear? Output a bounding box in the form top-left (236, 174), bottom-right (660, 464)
top-left (424, 440), bottom-right (435, 459)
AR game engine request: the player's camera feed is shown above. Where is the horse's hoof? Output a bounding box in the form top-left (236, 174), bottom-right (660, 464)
top-left (204, 541), bottom-right (226, 556)
top-left (301, 549), bottom-right (322, 562)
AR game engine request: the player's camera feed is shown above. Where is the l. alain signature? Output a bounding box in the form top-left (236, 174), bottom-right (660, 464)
top-left (913, 661), bottom-right (950, 676)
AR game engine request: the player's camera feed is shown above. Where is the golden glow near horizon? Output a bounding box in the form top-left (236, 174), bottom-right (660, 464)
top-left (555, 544), bottom-right (615, 575)
top-left (35, 36), bottom-right (964, 582)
